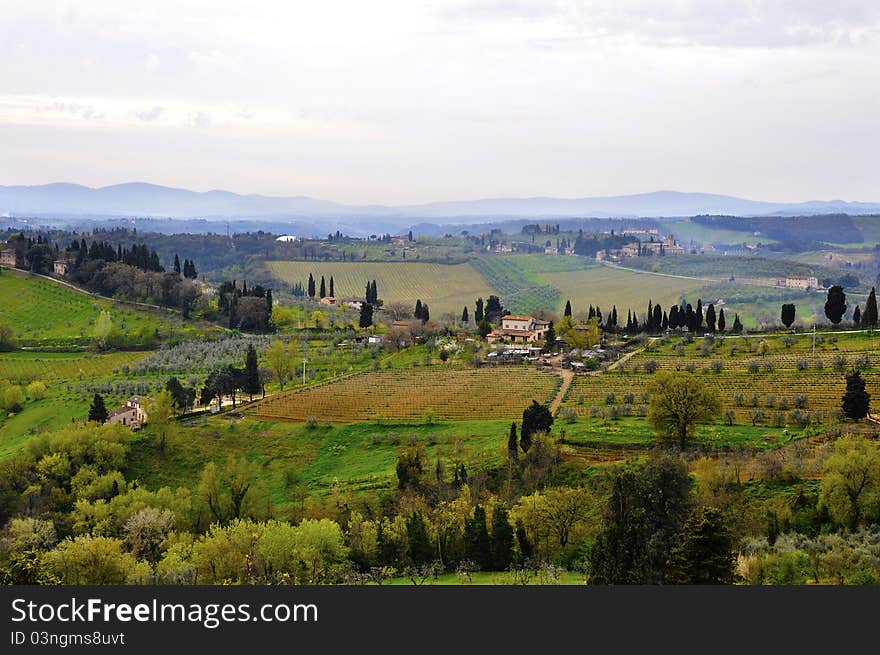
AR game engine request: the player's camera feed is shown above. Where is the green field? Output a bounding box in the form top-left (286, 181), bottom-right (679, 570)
top-left (126, 417), bottom-right (528, 506)
top-left (0, 269), bottom-right (204, 348)
top-left (267, 261), bottom-right (494, 317)
top-left (544, 265), bottom-right (704, 316)
top-left (0, 350), bottom-right (150, 383)
top-left (664, 220), bottom-right (774, 246)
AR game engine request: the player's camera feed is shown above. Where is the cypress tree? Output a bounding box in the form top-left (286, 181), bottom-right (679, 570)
top-left (718, 308), bottom-right (726, 333)
top-left (173, 254), bottom-right (181, 274)
top-left (824, 285), bottom-right (847, 325)
top-left (414, 299), bottom-right (423, 320)
top-left (780, 303), bottom-right (796, 329)
top-left (265, 289), bottom-right (273, 322)
top-left (462, 306), bottom-right (469, 323)
top-left (853, 305), bottom-right (861, 327)
top-left (319, 276), bottom-right (326, 298)
top-left (544, 321), bottom-right (556, 352)
top-left (329, 276), bottom-right (335, 297)
top-left (508, 422), bottom-right (519, 461)
top-left (732, 314), bottom-right (742, 334)
top-left (646, 300), bottom-right (653, 331)
top-left (464, 506), bottom-right (492, 570)
top-left (406, 512), bottom-right (433, 566)
top-left (652, 304), bottom-right (662, 334)
top-left (88, 393), bottom-right (108, 423)
top-left (842, 370), bottom-right (871, 420)
top-left (475, 298), bottom-right (484, 323)
top-left (308, 273), bottom-right (315, 298)
top-left (244, 344), bottom-right (261, 401)
top-left (863, 287), bottom-right (878, 328)
top-left (564, 300), bottom-right (572, 317)
top-left (696, 299), bottom-right (704, 331)
top-left (359, 303), bottom-right (374, 328)
top-left (490, 507), bottom-right (514, 571)
top-left (705, 304), bottom-right (716, 332)
top-left (421, 303), bottom-right (429, 322)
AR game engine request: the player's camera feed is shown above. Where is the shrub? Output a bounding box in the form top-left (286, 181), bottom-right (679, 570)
top-left (605, 392), bottom-right (616, 405)
top-left (795, 358), bottom-right (809, 371)
top-left (644, 360), bottom-right (658, 374)
top-left (833, 355), bottom-right (848, 372)
top-left (711, 360), bottom-right (724, 373)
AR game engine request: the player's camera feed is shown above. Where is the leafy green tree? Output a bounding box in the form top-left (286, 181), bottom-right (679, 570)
top-left (0, 322), bottom-right (16, 351)
top-left (842, 370), bottom-right (870, 421)
top-left (485, 295), bottom-right (504, 323)
top-left (521, 400), bottom-right (553, 453)
top-left (665, 507), bottom-right (736, 584)
top-left (824, 285), bottom-right (847, 325)
top-left (93, 310), bottom-right (114, 350)
top-left (146, 390), bottom-right (176, 454)
top-left (265, 340), bottom-right (293, 390)
top-left (88, 393), bottom-right (108, 423)
top-left (647, 371), bottom-right (722, 449)
top-left (477, 319), bottom-right (492, 339)
top-left (165, 377), bottom-right (193, 411)
top-left (41, 536), bottom-right (149, 584)
top-left (819, 437), bottom-right (880, 530)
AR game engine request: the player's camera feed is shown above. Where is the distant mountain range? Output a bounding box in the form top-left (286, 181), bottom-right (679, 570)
top-left (2, 182), bottom-right (879, 224)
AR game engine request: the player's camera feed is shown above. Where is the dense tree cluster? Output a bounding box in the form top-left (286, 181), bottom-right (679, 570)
top-left (217, 280), bottom-right (273, 332)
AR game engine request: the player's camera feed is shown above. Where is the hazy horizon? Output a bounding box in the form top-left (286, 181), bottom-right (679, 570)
top-left (2, 2), bottom-right (879, 204)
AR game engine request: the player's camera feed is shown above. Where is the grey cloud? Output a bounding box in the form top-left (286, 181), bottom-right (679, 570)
top-left (442, 0), bottom-right (880, 48)
top-left (188, 111), bottom-right (211, 128)
top-left (136, 106), bottom-right (164, 121)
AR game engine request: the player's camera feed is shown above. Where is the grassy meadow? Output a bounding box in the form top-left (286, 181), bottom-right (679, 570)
top-left (267, 261), bottom-right (494, 317)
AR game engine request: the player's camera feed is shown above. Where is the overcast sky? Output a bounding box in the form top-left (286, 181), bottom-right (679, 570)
top-left (1, 1), bottom-right (878, 204)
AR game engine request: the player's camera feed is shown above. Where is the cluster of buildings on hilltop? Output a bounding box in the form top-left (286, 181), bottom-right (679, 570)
top-left (596, 234), bottom-right (685, 261)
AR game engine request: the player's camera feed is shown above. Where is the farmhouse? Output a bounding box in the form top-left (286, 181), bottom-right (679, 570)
top-left (319, 296), bottom-right (337, 306)
top-left (487, 315), bottom-right (551, 344)
top-left (0, 248), bottom-right (21, 268)
top-left (275, 235), bottom-right (298, 242)
top-left (53, 255), bottom-right (73, 275)
top-left (105, 396), bottom-right (148, 429)
top-left (776, 276), bottom-right (820, 291)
